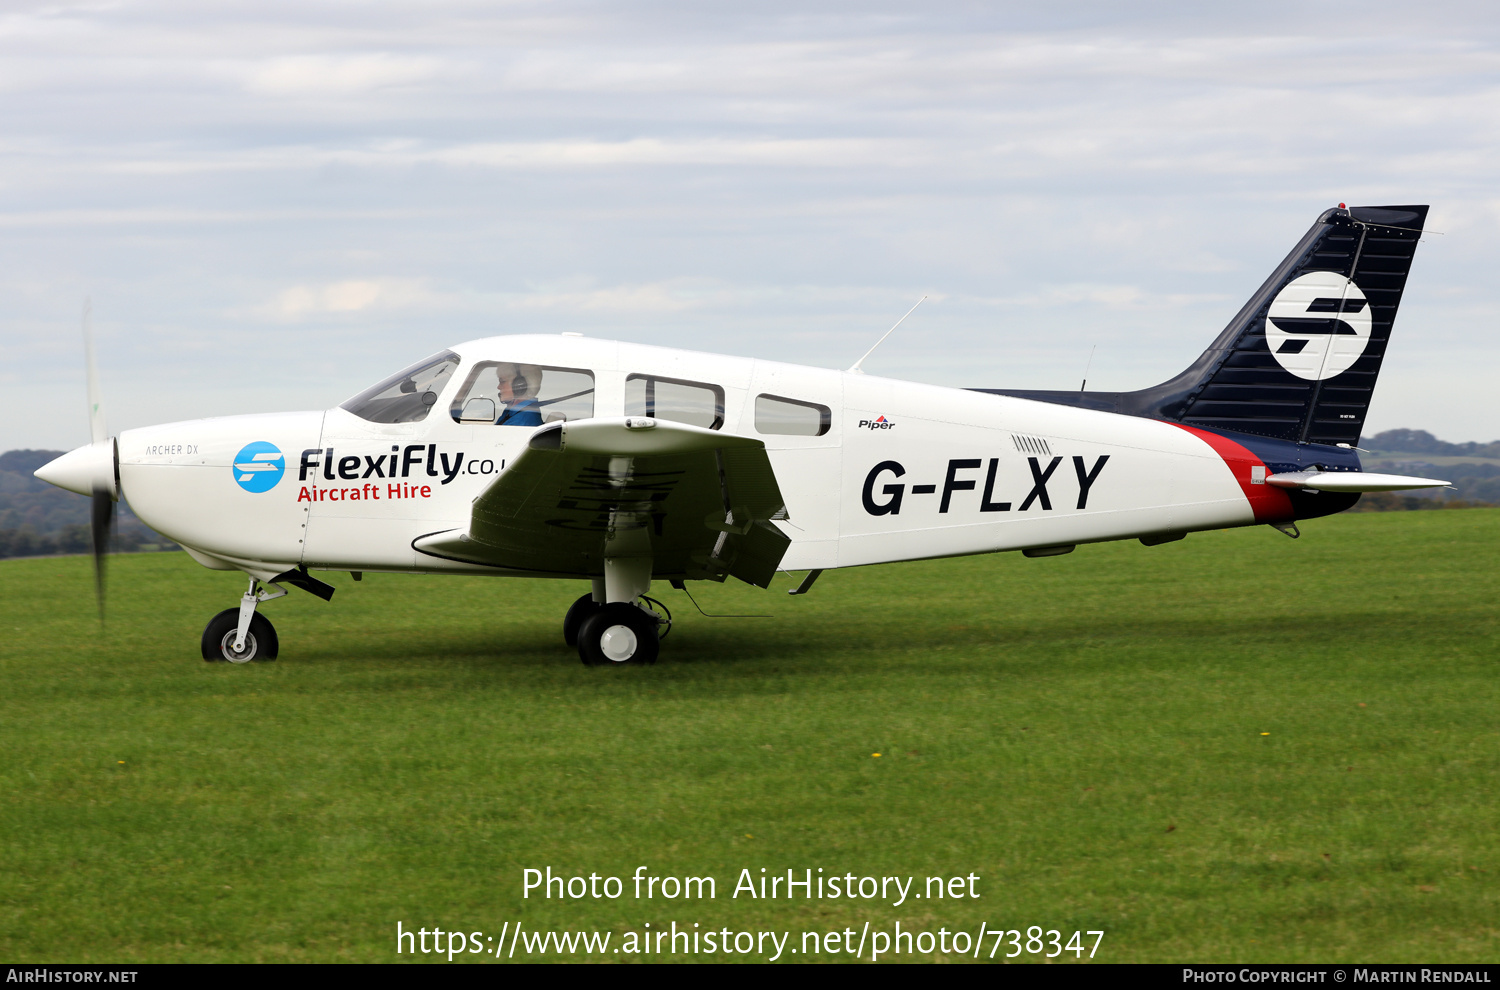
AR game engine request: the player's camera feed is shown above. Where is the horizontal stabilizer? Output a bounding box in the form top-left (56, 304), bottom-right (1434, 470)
top-left (1265, 471), bottom-right (1448, 492)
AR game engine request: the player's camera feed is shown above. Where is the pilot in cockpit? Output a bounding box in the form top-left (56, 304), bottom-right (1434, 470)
top-left (495, 363), bottom-right (544, 426)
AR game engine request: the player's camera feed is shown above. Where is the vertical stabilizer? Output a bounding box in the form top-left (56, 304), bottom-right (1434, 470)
top-left (982, 205), bottom-right (1429, 446)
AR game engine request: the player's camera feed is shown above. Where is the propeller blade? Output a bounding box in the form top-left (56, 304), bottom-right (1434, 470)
top-left (83, 298), bottom-right (114, 621)
top-left (90, 485), bottom-right (113, 622)
top-left (83, 298), bottom-right (107, 445)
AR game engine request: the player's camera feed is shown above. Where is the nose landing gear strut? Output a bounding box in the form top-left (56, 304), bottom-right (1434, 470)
top-left (201, 577), bottom-right (284, 663)
top-left (199, 566), bottom-right (336, 664)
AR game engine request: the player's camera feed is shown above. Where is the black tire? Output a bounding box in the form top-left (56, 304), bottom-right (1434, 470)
top-left (578, 603), bottom-right (659, 666)
top-left (563, 593), bottom-right (602, 647)
top-left (201, 608), bottom-right (279, 663)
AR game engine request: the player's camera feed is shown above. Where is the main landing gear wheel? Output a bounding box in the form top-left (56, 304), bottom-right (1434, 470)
top-left (578, 603), bottom-right (659, 667)
top-left (201, 608), bottom-right (279, 663)
top-left (563, 593), bottom-right (603, 647)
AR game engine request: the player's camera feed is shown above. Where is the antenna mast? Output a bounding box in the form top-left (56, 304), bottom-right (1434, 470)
top-left (848, 295), bottom-right (927, 374)
top-left (1080, 344), bottom-right (1096, 393)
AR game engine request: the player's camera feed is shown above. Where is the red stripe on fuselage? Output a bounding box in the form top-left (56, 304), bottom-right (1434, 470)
top-left (1166, 423), bottom-right (1295, 524)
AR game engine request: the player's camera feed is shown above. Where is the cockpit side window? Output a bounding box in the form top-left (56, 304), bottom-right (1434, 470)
top-left (449, 362), bottom-right (595, 426)
top-left (625, 374), bottom-right (724, 430)
top-left (340, 351), bottom-right (460, 424)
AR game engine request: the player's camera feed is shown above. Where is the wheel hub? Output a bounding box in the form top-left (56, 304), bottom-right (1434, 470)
top-left (598, 624), bottom-right (637, 662)
top-left (220, 630), bottom-right (257, 663)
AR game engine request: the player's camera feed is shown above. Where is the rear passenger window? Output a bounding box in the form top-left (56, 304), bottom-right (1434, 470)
top-left (626, 375), bottom-right (724, 430)
top-left (755, 394), bottom-right (830, 436)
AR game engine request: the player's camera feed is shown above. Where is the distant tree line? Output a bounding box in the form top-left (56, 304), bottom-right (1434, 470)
top-left (0, 523), bottom-right (175, 560)
top-left (0, 449), bottom-right (178, 559)
top-left (1345, 493), bottom-right (1493, 513)
top-left (1366, 429), bottom-right (1500, 460)
top-left (1361, 430), bottom-right (1500, 507)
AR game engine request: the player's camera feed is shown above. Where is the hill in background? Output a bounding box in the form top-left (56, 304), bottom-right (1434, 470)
top-left (1355, 430), bottom-right (1500, 511)
top-left (0, 450), bottom-right (176, 558)
top-left (1363, 429), bottom-right (1500, 461)
top-left (2, 430), bottom-right (1493, 557)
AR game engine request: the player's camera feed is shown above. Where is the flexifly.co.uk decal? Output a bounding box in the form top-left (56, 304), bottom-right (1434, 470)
top-left (294, 445), bottom-right (501, 503)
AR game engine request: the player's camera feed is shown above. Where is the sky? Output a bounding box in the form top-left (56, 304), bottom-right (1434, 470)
top-left (3, 0), bottom-right (1498, 453)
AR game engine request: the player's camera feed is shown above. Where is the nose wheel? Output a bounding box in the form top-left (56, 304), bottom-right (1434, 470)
top-left (202, 576), bottom-right (285, 662)
top-left (202, 609), bottom-right (279, 662)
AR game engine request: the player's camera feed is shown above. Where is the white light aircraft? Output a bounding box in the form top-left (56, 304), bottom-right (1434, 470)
top-left (36, 204), bottom-right (1450, 666)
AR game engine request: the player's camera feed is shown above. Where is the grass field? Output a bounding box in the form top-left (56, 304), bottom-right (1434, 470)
top-left (2, 510), bottom-right (1497, 963)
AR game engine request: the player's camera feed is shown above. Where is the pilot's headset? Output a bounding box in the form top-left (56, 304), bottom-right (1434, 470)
top-left (514, 364), bottom-right (542, 398)
top-left (494, 362), bottom-right (520, 395)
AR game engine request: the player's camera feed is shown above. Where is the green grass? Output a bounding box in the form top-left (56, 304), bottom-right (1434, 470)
top-left (2, 510), bottom-right (1497, 963)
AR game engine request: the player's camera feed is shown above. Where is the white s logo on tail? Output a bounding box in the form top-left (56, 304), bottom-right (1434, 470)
top-left (1265, 271), bottom-right (1371, 381)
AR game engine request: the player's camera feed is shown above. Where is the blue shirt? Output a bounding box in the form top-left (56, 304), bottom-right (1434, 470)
top-left (497, 399), bottom-right (543, 427)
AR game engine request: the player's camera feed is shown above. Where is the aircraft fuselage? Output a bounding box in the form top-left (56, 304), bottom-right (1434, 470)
top-left (113, 333), bottom-right (1293, 580)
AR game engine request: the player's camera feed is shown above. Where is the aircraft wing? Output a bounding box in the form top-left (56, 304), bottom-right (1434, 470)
top-left (412, 418), bottom-right (791, 587)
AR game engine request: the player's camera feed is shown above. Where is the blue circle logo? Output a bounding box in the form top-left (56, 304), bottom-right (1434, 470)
top-left (232, 441), bottom-right (286, 493)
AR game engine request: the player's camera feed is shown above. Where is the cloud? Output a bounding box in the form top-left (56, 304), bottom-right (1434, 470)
top-left (262, 279), bottom-right (434, 319)
top-left (502, 280), bottom-right (702, 313)
top-left (68, 137), bottom-right (901, 176)
top-left (968, 283), bottom-right (1233, 310)
top-left (3, 1), bottom-right (1499, 450)
top-left (243, 54), bottom-right (449, 96)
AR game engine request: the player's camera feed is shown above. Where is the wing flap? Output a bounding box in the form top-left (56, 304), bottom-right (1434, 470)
top-left (715, 520), bottom-right (792, 589)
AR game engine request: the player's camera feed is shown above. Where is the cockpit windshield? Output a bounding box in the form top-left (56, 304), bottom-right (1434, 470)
top-left (340, 351), bottom-right (460, 424)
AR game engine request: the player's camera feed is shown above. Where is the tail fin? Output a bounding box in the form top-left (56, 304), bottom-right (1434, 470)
top-left (986, 204), bottom-right (1429, 446)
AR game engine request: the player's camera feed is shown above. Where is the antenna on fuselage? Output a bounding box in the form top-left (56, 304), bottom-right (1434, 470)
top-left (1080, 344), bottom-right (1096, 393)
top-left (848, 295), bottom-right (927, 375)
